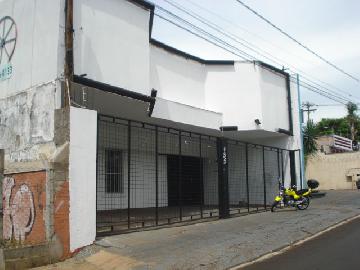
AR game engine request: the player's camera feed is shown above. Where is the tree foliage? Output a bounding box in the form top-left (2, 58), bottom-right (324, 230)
top-left (314, 102), bottom-right (360, 141)
top-left (346, 102), bottom-right (359, 141)
top-left (303, 120), bottom-right (318, 161)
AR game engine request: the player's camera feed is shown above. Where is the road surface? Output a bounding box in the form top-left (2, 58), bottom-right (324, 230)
top-left (242, 216), bottom-right (360, 270)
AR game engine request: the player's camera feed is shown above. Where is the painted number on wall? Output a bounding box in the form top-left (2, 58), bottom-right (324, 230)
top-left (0, 63), bottom-right (13, 81)
top-left (223, 146), bottom-right (227, 165)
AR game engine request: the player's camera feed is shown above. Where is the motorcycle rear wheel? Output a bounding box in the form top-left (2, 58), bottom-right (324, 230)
top-left (271, 201), bottom-right (280, 212)
top-left (296, 197), bottom-right (310, 210)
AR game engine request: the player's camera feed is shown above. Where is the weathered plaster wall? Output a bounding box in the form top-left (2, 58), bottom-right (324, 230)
top-left (0, 81), bottom-right (60, 172)
top-left (306, 152), bottom-right (360, 190)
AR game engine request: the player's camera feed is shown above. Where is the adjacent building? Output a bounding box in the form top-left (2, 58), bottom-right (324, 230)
top-left (0, 0), bottom-right (303, 263)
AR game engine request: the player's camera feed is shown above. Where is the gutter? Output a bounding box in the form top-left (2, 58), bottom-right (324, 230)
top-left (73, 75), bottom-right (157, 115)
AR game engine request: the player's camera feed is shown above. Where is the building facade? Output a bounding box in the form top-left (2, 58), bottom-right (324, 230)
top-left (0, 0), bottom-right (303, 263)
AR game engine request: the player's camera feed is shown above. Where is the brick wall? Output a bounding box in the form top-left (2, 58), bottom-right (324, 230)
top-left (54, 181), bottom-right (70, 258)
top-left (3, 171), bottom-right (46, 245)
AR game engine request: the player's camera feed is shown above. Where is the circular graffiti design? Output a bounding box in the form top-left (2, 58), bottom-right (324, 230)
top-left (0, 16), bottom-right (17, 65)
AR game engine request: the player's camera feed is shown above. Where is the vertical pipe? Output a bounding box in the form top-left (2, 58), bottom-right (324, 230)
top-left (199, 136), bottom-right (203, 219)
top-left (95, 115), bottom-right (99, 232)
top-left (155, 126), bottom-right (159, 225)
top-left (297, 74), bottom-right (306, 188)
top-left (245, 143), bottom-right (250, 213)
top-left (277, 149), bottom-right (281, 189)
top-left (262, 146), bottom-right (267, 210)
top-left (64, 0), bottom-right (74, 107)
top-left (298, 150), bottom-right (303, 189)
top-left (127, 121), bottom-right (131, 229)
top-left (178, 131), bottom-right (182, 221)
top-left (281, 150), bottom-right (285, 186)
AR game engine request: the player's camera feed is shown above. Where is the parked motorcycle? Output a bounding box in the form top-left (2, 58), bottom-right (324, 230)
top-left (271, 179), bottom-right (319, 212)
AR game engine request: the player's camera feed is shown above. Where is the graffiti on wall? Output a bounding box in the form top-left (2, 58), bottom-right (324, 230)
top-left (3, 177), bottom-right (35, 241)
top-left (2, 171), bottom-right (46, 244)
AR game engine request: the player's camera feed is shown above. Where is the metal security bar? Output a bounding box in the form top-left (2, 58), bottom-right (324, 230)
top-left (96, 114), bottom-right (299, 235)
top-left (227, 141), bottom-right (290, 216)
top-left (96, 115), bottom-right (219, 235)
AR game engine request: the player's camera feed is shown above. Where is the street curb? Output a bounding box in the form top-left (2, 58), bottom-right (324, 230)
top-left (229, 214), bottom-right (360, 270)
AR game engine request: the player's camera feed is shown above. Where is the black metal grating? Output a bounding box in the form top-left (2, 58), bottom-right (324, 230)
top-left (96, 114), bottom-right (297, 235)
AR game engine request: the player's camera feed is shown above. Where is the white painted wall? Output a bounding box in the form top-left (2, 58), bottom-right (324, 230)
top-left (249, 79), bottom-right (303, 188)
top-left (73, 0), bottom-right (151, 95)
top-left (205, 63), bottom-right (263, 130)
top-left (69, 107), bottom-right (97, 252)
top-left (151, 52), bottom-right (294, 134)
top-left (260, 68), bottom-right (290, 132)
top-left (152, 97), bottom-right (222, 130)
top-left (150, 45), bottom-right (207, 108)
top-left (0, 0), bottom-right (63, 99)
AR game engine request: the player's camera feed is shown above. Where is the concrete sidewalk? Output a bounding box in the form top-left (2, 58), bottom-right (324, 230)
top-left (37, 190), bottom-right (360, 270)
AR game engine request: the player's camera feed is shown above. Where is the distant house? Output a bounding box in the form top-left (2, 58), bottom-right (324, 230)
top-left (316, 135), bottom-right (353, 154)
top-left (306, 134), bottom-right (360, 190)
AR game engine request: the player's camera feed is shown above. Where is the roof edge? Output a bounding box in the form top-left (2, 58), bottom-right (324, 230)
top-left (126, 0), bottom-right (154, 11)
top-left (256, 61), bottom-right (289, 77)
top-left (150, 38), bottom-right (234, 66)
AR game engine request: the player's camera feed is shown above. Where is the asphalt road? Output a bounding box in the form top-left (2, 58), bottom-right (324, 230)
top-left (242, 216), bottom-right (360, 270)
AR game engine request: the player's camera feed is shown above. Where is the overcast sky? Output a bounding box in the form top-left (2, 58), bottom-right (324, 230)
top-left (150, 0), bottom-right (360, 122)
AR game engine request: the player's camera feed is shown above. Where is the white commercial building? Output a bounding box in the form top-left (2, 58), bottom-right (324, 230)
top-left (0, 0), bottom-right (303, 262)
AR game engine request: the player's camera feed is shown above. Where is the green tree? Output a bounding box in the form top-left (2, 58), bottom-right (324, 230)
top-left (346, 102), bottom-right (359, 141)
top-left (303, 120), bottom-right (318, 163)
top-left (316, 118), bottom-right (349, 137)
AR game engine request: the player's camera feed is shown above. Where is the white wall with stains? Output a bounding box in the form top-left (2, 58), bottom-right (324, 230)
top-left (0, 81), bottom-right (61, 168)
top-left (69, 107), bottom-right (97, 252)
top-left (0, 0), bottom-right (64, 99)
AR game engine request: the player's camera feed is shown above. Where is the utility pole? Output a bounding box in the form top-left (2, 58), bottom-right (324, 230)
top-left (302, 102), bottom-right (317, 123)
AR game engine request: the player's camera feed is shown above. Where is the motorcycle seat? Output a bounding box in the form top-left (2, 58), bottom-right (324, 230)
top-left (295, 189), bottom-right (309, 195)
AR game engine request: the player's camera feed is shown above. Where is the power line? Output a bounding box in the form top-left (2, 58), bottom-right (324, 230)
top-left (179, 0), bottom-right (360, 100)
top-left (155, 10), bottom-right (348, 104)
top-left (154, 3), bottom-right (354, 105)
top-left (159, 0), bottom-right (359, 103)
top-left (180, 0), bottom-right (315, 67)
top-left (233, 0), bottom-right (360, 83)
top-left (315, 103), bottom-right (360, 107)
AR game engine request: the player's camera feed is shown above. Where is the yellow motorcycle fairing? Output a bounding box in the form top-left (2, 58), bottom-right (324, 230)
top-left (275, 196), bottom-right (282, 202)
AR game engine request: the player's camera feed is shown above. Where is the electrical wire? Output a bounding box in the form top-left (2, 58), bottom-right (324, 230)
top-left (153, 5), bottom-right (353, 105)
top-left (159, 0), bottom-right (360, 102)
top-left (233, 0), bottom-right (360, 82)
top-left (155, 11), bottom-right (348, 104)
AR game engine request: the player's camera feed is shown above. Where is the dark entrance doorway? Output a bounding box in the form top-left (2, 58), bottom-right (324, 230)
top-left (167, 155), bottom-right (203, 206)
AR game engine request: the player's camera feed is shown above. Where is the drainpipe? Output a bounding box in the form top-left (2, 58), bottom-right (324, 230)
top-left (297, 74), bottom-right (306, 188)
top-left (64, 0), bottom-right (74, 107)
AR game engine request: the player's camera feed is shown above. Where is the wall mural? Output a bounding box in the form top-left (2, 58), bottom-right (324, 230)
top-left (2, 171), bottom-right (46, 244)
top-left (0, 16), bottom-right (17, 81)
top-left (3, 177), bottom-right (35, 241)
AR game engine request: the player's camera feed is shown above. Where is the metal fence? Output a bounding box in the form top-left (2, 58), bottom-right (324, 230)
top-left (96, 114), bottom-right (298, 235)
